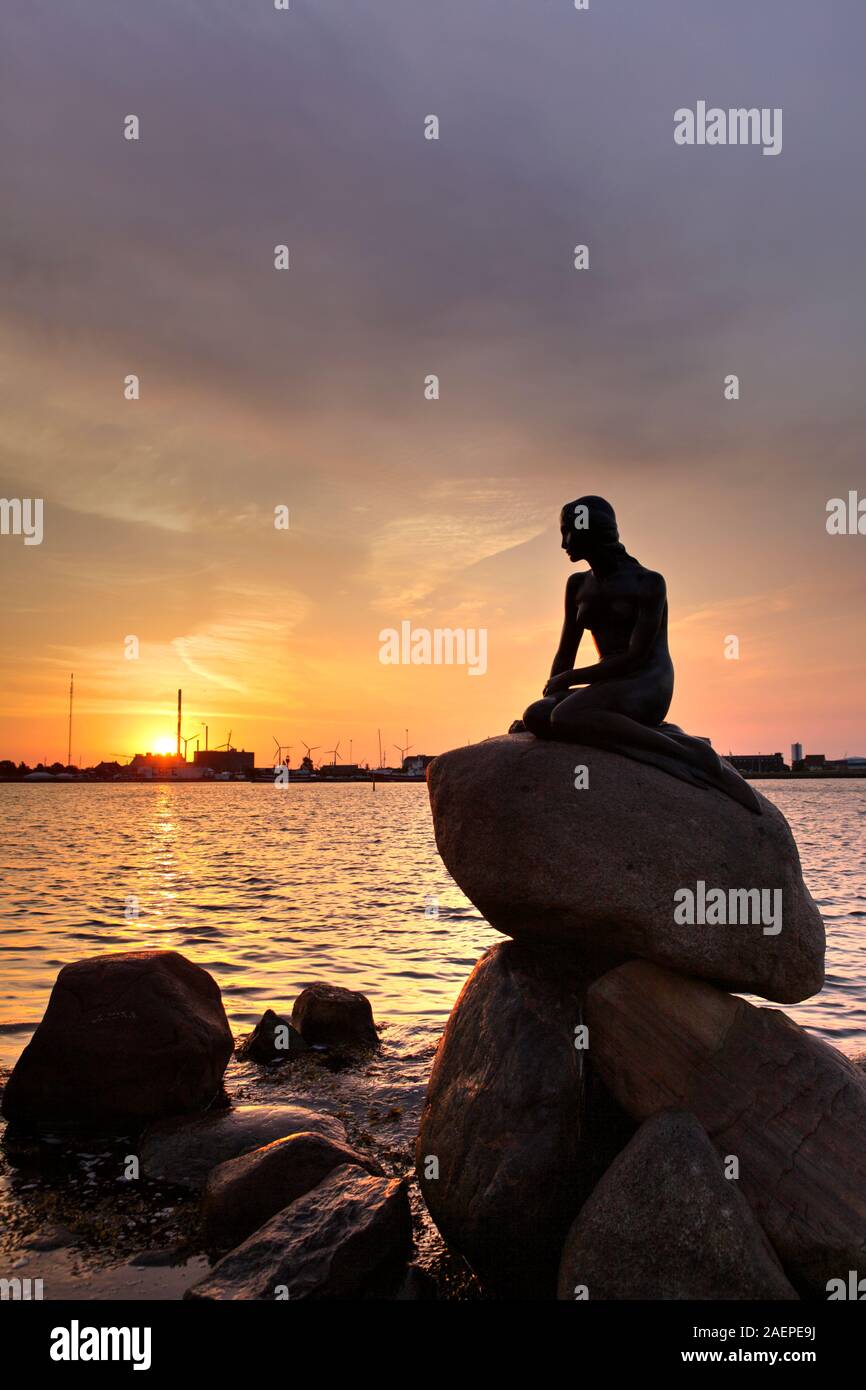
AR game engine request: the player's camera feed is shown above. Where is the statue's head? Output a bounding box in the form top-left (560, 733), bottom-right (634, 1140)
top-left (560, 495), bottom-right (619, 561)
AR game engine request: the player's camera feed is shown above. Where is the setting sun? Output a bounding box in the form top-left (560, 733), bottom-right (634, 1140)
top-left (151, 736), bottom-right (177, 757)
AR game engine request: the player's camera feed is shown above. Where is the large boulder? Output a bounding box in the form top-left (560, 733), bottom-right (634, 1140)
top-left (1, 950), bottom-right (233, 1129)
top-left (140, 1104), bottom-right (346, 1188)
top-left (186, 1164), bottom-right (412, 1300)
top-left (428, 735), bottom-right (824, 1004)
top-left (586, 960), bottom-right (866, 1295)
top-left (415, 940), bottom-right (633, 1299)
top-left (292, 983), bottom-right (379, 1050)
top-left (557, 1110), bottom-right (798, 1300)
top-left (203, 1131), bottom-right (384, 1249)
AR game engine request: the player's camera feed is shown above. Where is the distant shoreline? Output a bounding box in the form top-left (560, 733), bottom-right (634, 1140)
top-left (1, 770), bottom-right (865, 785)
top-left (739, 770), bottom-right (866, 781)
top-left (0, 773), bottom-right (429, 785)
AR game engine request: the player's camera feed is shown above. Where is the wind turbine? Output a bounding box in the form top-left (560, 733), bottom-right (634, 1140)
top-left (181, 733), bottom-right (200, 761)
top-left (272, 736), bottom-right (292, 766)
top-left (213, 730), bottom-right (233, 751)
top-left (324, 742), bottom-right (342, 767)
top-left (300, 741), bottom-right (320, 769)
top-left (394, 737), bottom-right (414, 768)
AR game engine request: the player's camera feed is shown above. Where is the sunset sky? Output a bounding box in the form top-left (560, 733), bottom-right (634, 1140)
top-left (2, 0), bottom-right (864, 766)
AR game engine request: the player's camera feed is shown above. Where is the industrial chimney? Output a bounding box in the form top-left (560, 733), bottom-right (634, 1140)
top-left (177, 689), bottom-right (182, 758)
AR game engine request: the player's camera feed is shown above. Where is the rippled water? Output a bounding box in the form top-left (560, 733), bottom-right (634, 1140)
top-left (747, 781), bottom-right (866, 1050)
top-left (0, 779), bottom-right (864, 1074)
top-left (0, 783), bottom-right (495, 1075)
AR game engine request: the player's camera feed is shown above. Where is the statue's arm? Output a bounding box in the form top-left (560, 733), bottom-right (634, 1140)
top-left (555, 573), bottom-right (666, 688)
top-left (548, 574), bottom-right (584, 679)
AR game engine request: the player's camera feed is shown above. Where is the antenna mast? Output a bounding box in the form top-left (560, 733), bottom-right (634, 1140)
top-left (67, 673), bottom-right (74, 766)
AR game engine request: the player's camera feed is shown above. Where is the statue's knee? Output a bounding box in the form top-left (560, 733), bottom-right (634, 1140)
top-left (522, 698), bottom-right (554, 736)
top-left (547, 702), bottom-right (563, 728)
top-left (549, 701), bottom-right (582, 733)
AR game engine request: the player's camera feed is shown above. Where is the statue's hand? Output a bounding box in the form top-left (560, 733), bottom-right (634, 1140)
top-left (543, 673), bottom-right (571, 698)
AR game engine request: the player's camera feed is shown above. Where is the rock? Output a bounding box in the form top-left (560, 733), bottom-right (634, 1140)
top-left (22, 1223), bottom-right (76, 1251)
top-left (1, 950), bottom-right (233, 1130)
top-left (557, 1110), bottom-right (798, 1300)
top-left (292, 982), bottom-right (379, 1050)
top-left (586, 960), bottom-right (866, 1295)
top-left (203, 1131), bottom-right (384, 1249)
top-left (415, 940), bottom-right (633, 1299)
top-left (140, 1104), bottom-right (346, 1188)
top-left (427, 734), bottom-right (824, 1004)
top-left (128, 1248), bottom-right (186, 1266)
top-left (186, 1164), bottom-right (412, 1300)
top-left (235, 1009), bottom-right (310, 1064)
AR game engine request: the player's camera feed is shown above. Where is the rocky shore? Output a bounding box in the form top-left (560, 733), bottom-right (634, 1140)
top-left (0, 957), bottom-right (458, 1299)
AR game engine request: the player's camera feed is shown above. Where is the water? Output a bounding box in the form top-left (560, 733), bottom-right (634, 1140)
top-left (0, 783), bottom-right (496, 1074)
top-left (0, 780), bottom-right (864, 1067)
top-left (742, 780), bottom-right (866, 1050)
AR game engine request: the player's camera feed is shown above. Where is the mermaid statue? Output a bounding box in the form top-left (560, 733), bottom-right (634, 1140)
top-left (512, 496), bottom-right (760, 814)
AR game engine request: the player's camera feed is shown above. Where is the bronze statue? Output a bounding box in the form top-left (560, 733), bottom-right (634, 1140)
top-left (515, 496), bottom-right (760, 813)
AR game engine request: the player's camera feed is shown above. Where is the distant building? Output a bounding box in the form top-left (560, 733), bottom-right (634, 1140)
top-left (193, 749), bottom-right (254, 774)
top-left (403, 754), bottom-right (435, 774)
top-left (129, 752), bottom-right (185, 776)
top-left (794, 754), bottom-right (866, 775)
top-left (791, 741), bottom-right (803, 766)
top-left (728, 753), bottom-right (788, 774)
top-left (319, 762), bottom-right (363, 778)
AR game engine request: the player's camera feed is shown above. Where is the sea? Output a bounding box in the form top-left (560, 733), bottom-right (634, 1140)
top-left (1, 780), bottom-right (864, 1063)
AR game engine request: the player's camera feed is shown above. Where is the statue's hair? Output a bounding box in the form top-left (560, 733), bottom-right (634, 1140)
top-left (560, 495), bottom-right (619, 543)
